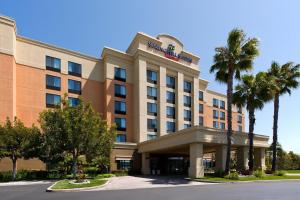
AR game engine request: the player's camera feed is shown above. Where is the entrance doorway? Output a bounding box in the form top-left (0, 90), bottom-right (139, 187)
top-left (149, 154), bottom-right (189, 175)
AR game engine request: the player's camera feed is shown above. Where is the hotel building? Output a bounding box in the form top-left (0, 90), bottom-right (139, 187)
top-left (0, 16), bottom-right (269, 178)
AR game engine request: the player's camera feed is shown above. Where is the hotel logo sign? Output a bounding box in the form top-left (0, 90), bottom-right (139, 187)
top-left (148, 41), bottom-right (192, 63)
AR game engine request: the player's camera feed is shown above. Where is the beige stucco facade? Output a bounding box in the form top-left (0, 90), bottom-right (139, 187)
top-left (0, 15), bottom-right (268, 177)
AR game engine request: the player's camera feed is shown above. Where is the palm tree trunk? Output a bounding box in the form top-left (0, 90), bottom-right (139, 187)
top-left (248, 107), bottom-right (255, 174)
top-left (272, 93), bottom-right (279, 172)
top-left (225, 71), bottom-right (234, 175)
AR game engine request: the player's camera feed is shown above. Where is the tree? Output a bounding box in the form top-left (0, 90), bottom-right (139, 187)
top-left (0, 118), bottom-right (40, 180)
top-left (39, 96), bottom-right (116, 176)
top-left (210, 28), bottom-right (259, 174)
top-left (267, 62), bottom-right (300, 172)
top-left (233, 72), bottom-right (272, 173)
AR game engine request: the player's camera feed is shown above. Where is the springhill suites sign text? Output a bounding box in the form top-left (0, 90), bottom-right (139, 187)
top-left (147, 41), bottom-right (192, 63)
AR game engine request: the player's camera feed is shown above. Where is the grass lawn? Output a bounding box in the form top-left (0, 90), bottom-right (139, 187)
top-left (51, 178), bottom-right (107, 189)
top-left (286, 170), bottom-right (300, 174)
top-left (196, 175), bottom-right (300, 182)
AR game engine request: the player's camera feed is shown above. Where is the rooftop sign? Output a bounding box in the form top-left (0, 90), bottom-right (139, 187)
top-left (148, 41), bottom-right (192, 63)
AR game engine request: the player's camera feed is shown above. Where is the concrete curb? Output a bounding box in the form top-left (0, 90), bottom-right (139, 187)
top-left (46, 179), bottom-right (110, 192)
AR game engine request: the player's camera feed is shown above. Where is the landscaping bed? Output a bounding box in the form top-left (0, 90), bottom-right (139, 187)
top-left (51, 178), bottom-right (108, 190)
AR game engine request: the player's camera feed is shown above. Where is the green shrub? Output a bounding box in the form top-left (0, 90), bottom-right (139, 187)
top-left (83, 167), bottom-right (100, 176)
top-left (224, 171), bottom-right (239, 180)
top-left (214, 169), bottom-right (225, 178)
top-left (95, 173), bottom-right (115, 178)
top-left (112, 170), bottom-right (128, 176)
top-left (275, 170), bottom-right (286, 176)
top-left (253, 170), bottom-right (265, 178)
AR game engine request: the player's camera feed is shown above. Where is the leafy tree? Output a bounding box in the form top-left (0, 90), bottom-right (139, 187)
top-left (210, 28), bottom-right (259, 174)
top-left (267, 62), bottom-right (300, 172)
top-left (39, 96), bottom-right (116, 176)
top-left (233, 72), bottom-right (272, 173)
top-left (0, 118), bottom-right (40, 180)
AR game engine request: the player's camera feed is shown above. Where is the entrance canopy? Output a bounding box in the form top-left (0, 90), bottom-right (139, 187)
top-left (138, 126), bottom-right (269, 153)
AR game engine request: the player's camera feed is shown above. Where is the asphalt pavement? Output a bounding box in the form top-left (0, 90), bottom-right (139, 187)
top-left (1, 180), bottom-right (300, 200)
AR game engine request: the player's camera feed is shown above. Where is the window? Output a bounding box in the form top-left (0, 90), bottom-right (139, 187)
top-left (115, 118), bottom-right (126, 131)
top-left (114, 67), bottom-right (126, 82)
top-left (147, 86), bottom-right (157, 100)
top-left (68, 79), bottom-right (81, 94)
top-left (166, 121), bottom-right (175, 133)
top-left (68, 61), bottom-right (82, 77)
top-left (115, 101), bottom-right (126, 114)
top-left (46, 93), bottom-right (61, 108)
top-left (184, 124), bottom-right (191, 129)
top-left (199, 104), bottom-right (204, 113)
top-left (147, 134), bottom-right (157, 140)
top-left (199, 116), bottom-right (204, 126)
top-left (213, 121), bottom-right (219, 129)
top-left (220, 100), bottom-right (225, 109)
top-left (213, 110), bottom-right (219, 119)
top-left (220, 111), bottom-right (226, 120)
top-left (238, 115), bottom-right (243, 123)
top-left (166, 91), bottom-right (175, 104)
top-left (184, 95), bottom-right (191, 107)
top-left (220, 122), bottom-right (225, 130)
top-left (46, 56), bottom-right (61, 72)
top-left (199, 91), bottom-right (204, 101)
top-left (68, 97), bottom-right (79, 107)
top-left (184, 81), bottom-right (191, 93)
top-left (166, 106), bottom-right (175, 118)
top-left (147, 119), bottom-right (157, 131)
top-left (184, 110), bottom-right (191, 121)
top-left (116, 134), bottom-right (126, 142)
top-left (147, 102), bottom-right (157, 116)
top-left (115, 84), bottom-right (126, 98)
top-left (238, 125), bottom-right (243, 132)
top-left (147, 70), bottom-right (157, 84)
top-left (46, 75), bottom-right (61, 90)
top-left (238, 107), bottom-right (243, 114)
top-left (166, 76), bottom-right (175, 89)
top-left (116, 160), bottom-right (132, 171)
top-left (213, 98), bottom-right (219, 108)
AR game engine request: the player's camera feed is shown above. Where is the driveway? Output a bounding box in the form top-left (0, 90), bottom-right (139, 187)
top-left (92, 175), bottom-right (215, 190)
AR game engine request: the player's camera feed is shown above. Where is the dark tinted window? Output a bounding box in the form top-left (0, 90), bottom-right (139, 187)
top-left (114, 67), bottom-right (126, 82)
top-left (116, 134), bottom-right (126, 142)
top-left (46, 75), bottom-right (61, 90)
top-left (115, 101), bottom-right (126, 114)
top-left (166, 76), bottom-right (175, 88)
top-left (46, 93), bottom-right (61, 108)
top-left (68, 61), bottom-right (82, 77)
top-left (68, 97), bottom-right (79, 107)
top-left (147, 103), bottom-right (157, 115)
top-left (147, 70), bottom-right (157, 83)
top-left (46, 56), bottom-right (61, 72)
top-left (166, 121), bottom-right (176, 133)
top-left (115, 84), bottom-right (126, 98)
top-left (115, 118), bottom-right (126, 131)
top-left (166, 91), bottom-right (175, 104)
top-left (68, 79), bottom-right (81, 94)
top-left (184, 81), bottom-right (191, 93)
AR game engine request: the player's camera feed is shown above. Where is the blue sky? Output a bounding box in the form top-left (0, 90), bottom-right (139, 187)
top-left (1, 0), bottom-right (299, 153)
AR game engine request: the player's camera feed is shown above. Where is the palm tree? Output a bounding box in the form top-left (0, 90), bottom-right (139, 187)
top-left (267, 62), bottom-right (300, 172)
top-left (210, 29), bottom-right (259, 174)
top-left (233, 72), bottom-right (272, 173)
